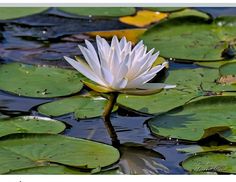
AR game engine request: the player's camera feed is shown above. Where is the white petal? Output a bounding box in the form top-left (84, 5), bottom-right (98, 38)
top-left (101, 66), bottom-right (113, 86)
top-left (111, 36), bottom-right (121, 54)
top-left (78, 45), bottom-right (101, 76)
top-left (112, 78), bottom-right (128, 89)
top-left (132, 40), bottom-right (143, 52)
top-left (120, 36), bottom-right (127, 50)
top-left (64, 56), bottom-right (105, 86)
top-left (85, 40), bottom-right (99, 62)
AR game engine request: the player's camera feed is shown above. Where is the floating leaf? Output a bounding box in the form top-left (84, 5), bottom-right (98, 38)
top-left (7, 164), bottom-right (88, 174)
top-left (0, 7), bottom-right (48, 20)
top-left (148, 96), bottom-right (236, 142)
top-left (178, 145), bottom-right (236, 154)
top-left (0, 134), bottom-right (120, 174)
top-left (119, 10), bottom-right (168, 27)
top-left (182, 151), bottom-right (236, 174)
top-left (86, 28), bottom-right (147, 44)
top-left (144, 7), bottom-right (185, 12)
top-left (58, 7), bottom-right (136, 17)
top-left (0, 63), bottom-right (85, 98)
top-left (0, 116), bottom-right (65, 137)
top-left (219, 61), bottom-right (236, 76)
top-left (38, 96), bottom-right (118, 119)
top-left (196, 59), bottom-right (236, 68)
top-left (118, 68), bottom-right (233, 115)
top-left (169, 9), bottom-right (210, 19)
top-left (141, 16), bottom-right (236, 61)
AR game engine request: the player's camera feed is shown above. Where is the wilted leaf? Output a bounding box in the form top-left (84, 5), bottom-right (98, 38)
top-left (119, 10), bottom-right (168, 27)
top-left (86, 28), bottom-right (147, 44)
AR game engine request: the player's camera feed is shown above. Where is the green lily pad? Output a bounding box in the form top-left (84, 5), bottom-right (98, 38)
top-left (178, 145), bottom-right (236, 154)
top-left (196, 59), bottom-right (236, 68)
top-left (37, 96), bottom-right (117, 119)
top-left (182, 151), bottom-right (236, 174)
top-left (169, 9), bottom-right (210, 20)
top-left (0, 134), bottom-right (120, 174)
top-left (6, 164), bottom-right (88, 174)
top-left (58, 7), bottom-right (136, 17)
top-left (0, 63), bottom-right (85, 98)
top-left (0, 116), bottom-right (65, 137)
top-left (118, 68), bottom-right (233, 115)
top-left (148, 96), bottom-right (236, 142)
top-left (141, 16), bottom-right (236, 61)
top-left (0, 7), bottom-right (48, 20)
top-left (144, 7), bottom-right (185, 12)
top-left (7, 164), bottom-right (121, 174)
top-left (219, 61), bottom-right (236, 76)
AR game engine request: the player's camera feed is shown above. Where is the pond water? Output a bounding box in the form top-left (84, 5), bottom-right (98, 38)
top-left (1, 7), bottom-right (236, 175)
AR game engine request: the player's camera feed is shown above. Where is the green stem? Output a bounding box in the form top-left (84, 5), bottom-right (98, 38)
top-left (102, 92), bottom-right (120, 147)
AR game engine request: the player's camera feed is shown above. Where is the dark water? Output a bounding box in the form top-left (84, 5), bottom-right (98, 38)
top-left (0, 7), bottom-right (236, 174)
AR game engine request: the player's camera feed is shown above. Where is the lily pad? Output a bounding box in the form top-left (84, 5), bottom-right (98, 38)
top-left (38, 96), bottom-right (117, 119)
top-left (144, 7), bottom-right (185, 12)
top-left (0, 116), bottom-right (65, 137)
top-left (0, 134), bottom-right (120, 174)
top-left (0, 63), bottom-right (85, 98)
top-left (141, 16), bottom-right (236, 61)
top-left (219, 61), bottom-right (236, 76)
top-left (118, 68), bottom-right (233, 115)
top-left (182, 151), bottom-right (236, 174)
top-left (0, 7), bottom-right (48, 20)
top-left (58, 7), bottom-right (136, 17)
top-left (178, 145), bottom-right (236, 154)
top-left (6, 165), bottom-right (88, 174)
top-left (148, 96), bottom-right (236, 142)
top-left (196, 59), bottom-right (236, 68)
top-left (169, 9), bottom-right (210, 20)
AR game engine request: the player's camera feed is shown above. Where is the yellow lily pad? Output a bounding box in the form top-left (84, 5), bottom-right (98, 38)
top-left (119, 10), bottom-right (168, 27)
top-left (86, 28), bottom-right (147, 44)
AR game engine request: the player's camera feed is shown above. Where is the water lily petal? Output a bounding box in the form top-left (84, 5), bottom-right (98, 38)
top-left (64, 56), bottom-right (104, 86)
top-left (78, 45), bottom-right (102, 77)
top-left (119, 36), bottom-right (127, 50)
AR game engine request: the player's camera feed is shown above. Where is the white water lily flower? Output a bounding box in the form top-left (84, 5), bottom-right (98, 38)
top-left (64, 35), bottom-right (175, 95)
